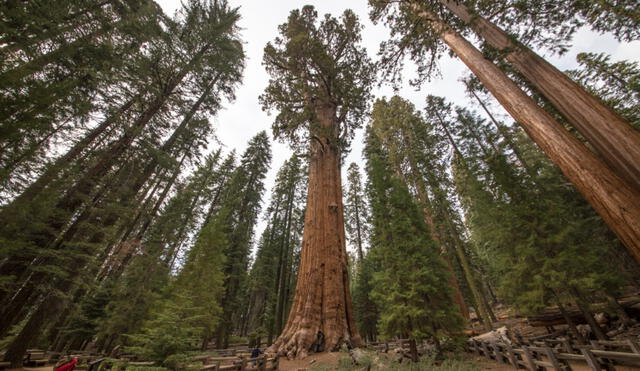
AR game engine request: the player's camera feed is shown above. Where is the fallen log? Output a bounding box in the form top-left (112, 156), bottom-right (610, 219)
top-left (526, 295), bottom-right (640, 327)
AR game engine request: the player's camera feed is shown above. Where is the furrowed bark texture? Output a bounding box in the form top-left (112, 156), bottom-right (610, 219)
top-left (416, 7), bottom-right (640, 262)
top-left (440, 0), bottom-right (640, 190)
top-left (268, 103), bottom-right (361, 359)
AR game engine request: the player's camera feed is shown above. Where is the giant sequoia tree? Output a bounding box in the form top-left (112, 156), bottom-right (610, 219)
top-left (260, 6), bottom-right (374, 358)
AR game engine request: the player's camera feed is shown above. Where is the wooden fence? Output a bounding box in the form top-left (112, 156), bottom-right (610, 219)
top-left (468, 338), bottom-right (640, 370)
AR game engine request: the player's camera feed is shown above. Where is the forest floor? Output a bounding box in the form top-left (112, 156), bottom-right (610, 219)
top-left (281, 351), bottom-right (640, 370)
top-left (6, 367), bottom-right (51, 371)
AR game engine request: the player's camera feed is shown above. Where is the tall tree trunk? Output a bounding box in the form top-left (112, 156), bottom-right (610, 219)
top-left (268, 102), bottom-right (361, 359)
top-left (416, 5), bottom-right (640, 262)
top-left (353, 196), bottom-right (364, 261)
top-left (440, 0), bottom-right (640, 190)
top-left (551, 289), bottom-right (587, 344)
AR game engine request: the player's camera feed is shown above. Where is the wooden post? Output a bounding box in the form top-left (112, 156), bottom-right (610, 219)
top-left (491, 341), bottom-right (505, 363)
top-left (471, 340), bottom-right (480, 355)
top-left (562, 339), bottom-right (574, 354)
top-left (240, 359), bottom-right (247, 371)
top-left (503, 342), bottom-right (519, 368)
top-left (626, 339), bottom-right (640, 354)
top-left (543, 346), bottom-right (563, 371)
top-left (480, 341), bottom-right (492, 360)
top-left (521, 346), bottom-right (537, 371)
top-left (580, 348), bottom-right (603, 371)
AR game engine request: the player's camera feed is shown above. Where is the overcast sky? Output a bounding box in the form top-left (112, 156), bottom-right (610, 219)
top-left (155, 0), bottom-right (640, 254)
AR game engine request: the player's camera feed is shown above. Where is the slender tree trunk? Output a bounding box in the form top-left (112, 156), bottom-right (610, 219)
top-left (416, 5), bottom-right (640, 262)
top-left (604, 293), bottom-right (632, 328)
top-left (465, 81), bottom-right (534, 177)
top-left (440, 0), bottom-right (640, 190)
top-left (570, 287), bottom-right (609, 341)
top-left (268, 102), bottom-right (361, 359)
top-left (552, 290), bottom-right (587, 344)
top-left (0, 95), bottom-right (138, 211)
top-left (2, 292), bottom-right (64, 367)
top-left (353, 197), bottom-right (364, 261)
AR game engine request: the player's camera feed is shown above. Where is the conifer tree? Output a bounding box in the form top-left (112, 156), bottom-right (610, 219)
top-left (344, 163), bottom-right (369, 261)
top-left (213, 131), bottom-right (271, 348)
top-left (364, 126), bottom-right (462, 361)
top-left (245, 155), bottom-right (306, 345)
top-left (260, 5), bottom-right (374, 357)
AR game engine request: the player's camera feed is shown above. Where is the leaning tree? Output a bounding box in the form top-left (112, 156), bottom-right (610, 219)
top-left (260, 6), bottom-right (375, 358)
top-left (369, 0), bottom-right (640, 262)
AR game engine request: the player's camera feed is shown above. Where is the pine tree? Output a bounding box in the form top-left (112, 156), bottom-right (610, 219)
top-left (364, 126), bottom-right (462, 361)
top-left (244, 155), bottom-right (306, 345)
top-left (260, 5), bottom-right (374, 357)
top-left (344, 163), bottom-right (369, 262)
top-left (213, 131), bottom-right (271, 348)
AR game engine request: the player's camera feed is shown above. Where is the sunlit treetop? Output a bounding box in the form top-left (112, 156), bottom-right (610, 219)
top-left (260, 5), bottom-right (375, 153)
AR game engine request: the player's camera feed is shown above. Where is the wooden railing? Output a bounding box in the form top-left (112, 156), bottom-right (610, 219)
top-left (468, 338), bottom-right (640, 370)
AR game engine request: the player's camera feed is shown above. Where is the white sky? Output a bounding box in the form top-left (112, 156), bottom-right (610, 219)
top-left (155, 0), bottom-right (640, 253)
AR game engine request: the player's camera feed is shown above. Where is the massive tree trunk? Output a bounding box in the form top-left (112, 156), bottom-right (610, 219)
top-left (416, 5), bottom-right (640, 262)
top-left (268, 102), bottom-right (361, 359)
top-left (439, 0), bottom-right (640, 190)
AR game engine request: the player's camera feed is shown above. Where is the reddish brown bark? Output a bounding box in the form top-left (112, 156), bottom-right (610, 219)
top-left (414, 6), bottom-right (640, 262)
top-left (268, 102), bottom-right (361, 359)
top-left (440, 0), bottom-right (640, 190)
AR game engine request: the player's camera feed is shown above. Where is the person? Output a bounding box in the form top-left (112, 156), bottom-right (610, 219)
top-left (250, 347), bottom-right (262, 366)
top-left (54, 355), bottom-right (78, 371)
top-left (313, 330), bottom-right (325, 353)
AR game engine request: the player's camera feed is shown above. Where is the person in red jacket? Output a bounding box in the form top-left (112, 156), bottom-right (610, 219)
top-left (54, 356), bottom-right (78, 371)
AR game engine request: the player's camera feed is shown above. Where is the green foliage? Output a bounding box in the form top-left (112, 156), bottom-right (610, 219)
top-left (126, 292), bottom-right (203, 368)
top-left (436, 91), bottom-right (631, 313)
top-left (260, 5), bottom-right (374, 152)
top-left (244, 154), bottom-right (306, 341)
top-left (567, 52), bottom-right (640, 128)
top-left (364, 126), bottom-right (463, 343)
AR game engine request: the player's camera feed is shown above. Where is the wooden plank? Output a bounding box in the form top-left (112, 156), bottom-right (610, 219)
top-left (208, 357), bottom-right (240, 362)
top-left (580, 348), bottom-right (602, 371)
top-left (521, 346), bottom-right (537, 371)
top-left (591, 349), bottom-right (640, 362)
top-left (558, 352), bottom-right (587, 361)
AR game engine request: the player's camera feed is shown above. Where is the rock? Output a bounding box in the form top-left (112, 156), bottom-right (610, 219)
top-left (350, 348), bottom-right (367, 364)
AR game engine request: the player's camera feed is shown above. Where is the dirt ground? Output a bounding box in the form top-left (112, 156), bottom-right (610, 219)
top-left (278, 352), bottom-right (347, 371)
